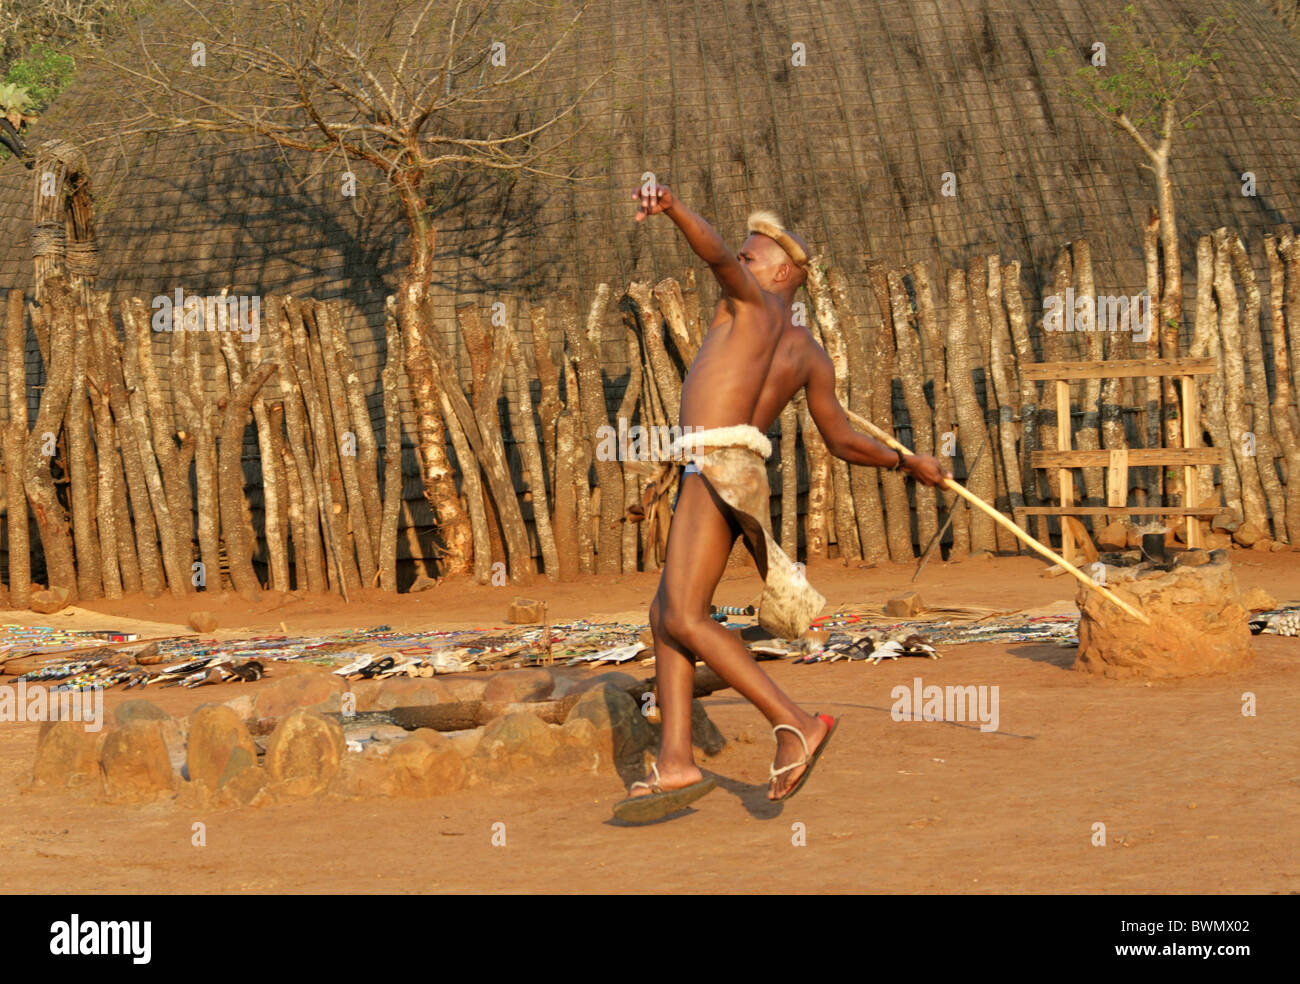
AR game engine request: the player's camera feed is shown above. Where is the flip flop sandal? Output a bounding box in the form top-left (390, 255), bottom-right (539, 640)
top-left (768, 713), bottom-right (839, 803)
top-left (612, 762), bottom-right (718, 824)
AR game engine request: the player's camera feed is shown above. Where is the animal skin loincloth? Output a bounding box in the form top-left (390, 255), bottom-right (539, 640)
top-left (678, 426), bottom-right (826, 639)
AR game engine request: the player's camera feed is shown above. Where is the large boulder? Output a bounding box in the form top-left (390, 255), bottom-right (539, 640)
top-left (482, 668), bottom-right (554, 703)
top-left (1075, 556), bottom-right (1255, 679)
top-left (252, 673), bottom-right (345, 722)
top-left (99, 720), bottom-right (176, 803)
top-left (264, 709), bottom-right (345, 796)
top-left (472, 712), bottom-right (557, 775)
top-left (372, 677), bottom-right (453, 710)
top-left (387, 730), bottom-right (467, 796)
top-left (186, 704), bottom-right (258, 790)
top-left (31, 719), bottom-right (105, 790)
top-left (563, 683), bottom-right (655, 780)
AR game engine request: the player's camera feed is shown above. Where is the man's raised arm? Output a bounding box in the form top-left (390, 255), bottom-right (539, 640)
top-left (633, 183), bottom-right (762, 306)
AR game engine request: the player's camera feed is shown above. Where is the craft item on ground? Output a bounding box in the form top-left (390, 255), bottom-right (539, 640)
top-left (1249, 607), bottom-right (1300, 636)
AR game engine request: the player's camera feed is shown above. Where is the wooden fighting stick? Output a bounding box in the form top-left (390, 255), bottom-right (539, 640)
top-left (845, 409), bottom-right (1152, 625)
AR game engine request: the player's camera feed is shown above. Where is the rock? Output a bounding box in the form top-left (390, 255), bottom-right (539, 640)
top-left (134, 642), bottom-right (164, 665)
top-left (483, 668), bottom-right (554, 703)
top-left (1240, 587), bottom-right (1278, 612)
top-left (113, 699), bottom-right (168, 727)
top-left (1233, 521), bottom-right (1266, 548)
top-left (1174, 549), bottom-right (1210, 568)
top-left (1125, 526), bottom-right (1144, 549)
top-left (409, 574), bottom-right (438, 593)
top-left (1211, 511), bottom-right (1240, 533)
top-left (252, 672), bottom-right (345, 722)
top-left (474, 712), bottom-right (557, 774)
top-left (100, 721), bottom-right (176, 803)
top-left (564, 683), bottom-right (655, 775)
top-left (1097, 522), bottom-right (1130, 551)
top-left (31, 719), bottom-right (105, 790)
top-left (1074, 556), bottom-right (1254, 680)
top-left (1203, 531), bottom-right (1233, 550)
top-left (264, 709), bottom-right (345, 796)
top-left (211, 755), bottom-right (271, 807)
top-left (1273, 540), bottom-right (1288, 551)
top-left (222, 694), bottom-right (255, 722)
top-left (387, 730), bottom-right (466, 796)
top-left (1252, 538), bottom-right (1273, 552)
top-left (564, 671), bottom-right (640, 698)
top-left (373, 677), bottom-right (453, 710)
top-left (187, 610), bottom-right (218, 633)
top-left (436, 675), bottom-right (488, 703)
top-left (444, 728), bottom-right (483, 758)
top-left (186, 704), bottom-right (257, 789)
top-left (507, 597), bottom-right (546, 624)
top-left (885, 592), bottom-right (924, 617)
top-left (30, 586), bottom-right (72, 614)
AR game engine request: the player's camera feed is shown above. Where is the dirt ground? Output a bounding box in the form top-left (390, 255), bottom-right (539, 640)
top-left (0, 551), bottom-right (1296, 895)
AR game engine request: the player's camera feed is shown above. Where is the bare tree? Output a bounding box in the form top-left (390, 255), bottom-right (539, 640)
top-left (1051, 5), bottom-right (1233, 501)
top-left (85, 0), bottom-right (596, 576)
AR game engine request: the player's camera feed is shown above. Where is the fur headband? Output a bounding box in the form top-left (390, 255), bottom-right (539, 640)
top-left (746, 209), bottom-right (809, 269)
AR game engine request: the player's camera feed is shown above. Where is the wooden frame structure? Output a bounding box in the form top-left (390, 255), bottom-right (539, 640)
top-left (1014, 357), bottom-right (1221, 563)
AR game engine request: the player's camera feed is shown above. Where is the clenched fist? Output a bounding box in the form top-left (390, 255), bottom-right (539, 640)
top-left (632, 182), bottom-right (675, 221)
top-left (903, 454), bottom-right (951, 487)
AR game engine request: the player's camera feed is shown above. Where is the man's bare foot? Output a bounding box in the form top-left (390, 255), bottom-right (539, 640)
top-left (628, 760), bottom-right (705, 798)
top-left (768, 714), bottom-right (830, 800)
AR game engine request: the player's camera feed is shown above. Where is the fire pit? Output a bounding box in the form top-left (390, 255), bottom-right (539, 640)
top-left (1074, 550), bottom-right (1255, 680)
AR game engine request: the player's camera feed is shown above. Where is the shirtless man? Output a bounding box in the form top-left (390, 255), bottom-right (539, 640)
top-left (615, 183), bottom-right (949, 822)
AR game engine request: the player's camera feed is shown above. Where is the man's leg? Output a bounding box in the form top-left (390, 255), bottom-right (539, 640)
top-left (652, 472), bottom-right (830, 800)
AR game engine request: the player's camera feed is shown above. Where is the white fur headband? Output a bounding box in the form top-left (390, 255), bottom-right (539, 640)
top-left (746, 209), bottom-right (810, 269)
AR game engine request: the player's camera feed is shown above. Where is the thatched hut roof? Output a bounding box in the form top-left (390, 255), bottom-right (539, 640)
top-left (1, 0), bottom-right (1298, 406)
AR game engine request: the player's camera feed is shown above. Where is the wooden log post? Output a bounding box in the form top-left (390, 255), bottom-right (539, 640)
top-left (1002, 261), bottom-right (1040, 509)
top-left (456, 303), bottom-right (536, 584)
top-left (1270, 231), bottom-right (1300, 540)
top-left (1041, 246), bottom-right (1071, 505)
top-left (779, 402), bottom-right (799, 559)
top-left (247, 312), bottom-right (292, 592)
top-left (1071, 240), bottom-right (1107, 506)
top-left (552, 408), bottom-right (580, 580)
top-left (399, 294), bottom-right (472, 579)
top-left (563, 289), bottom-right (619, 574)
top-left (325, 302), bottom-right (383, 573)
top-left (1278, 228), bottom-right (1300, 440)
top-left (123, 297), bottom-right (191, 593)
top-left (563, 351), bottom-right (595, 575)
top-left (218, 360), bottom-right (277, 598)
top-left (5, 288), bottom-right (31, 607)
top-left (985, 259), bottom-right (1027, 534)
top-left (858, 262), bottom-right (908, 561)
top-left (100, 295), bottom-right (166, 596)
top-left (968, 257), bottom-right (1017, 553)
top-left (85, 299), bottom-right (137, 596)
top-left (890, 269), bottom-right (938, 552)
top-left (1140, 208), bottom-right (1163, 503)
top-left (1212, 228), bottom-right (1267, 533)
top-left (913, 262), bottom-right (967, 558)
top-left (611, 325), bottom-right (642, 576)
top-left (797, 391), bottom-right (830, 562)
top-left (528, 303), bottom-right (563, 496)
top-left (378, 298), bottom-right (405, 592)
top-left (1228, 232), bottom-right (1287, 542)
top-left (267, 298), bottom-right (327, 594)
top-left (653, 276), bottom-right (700, 368)
top-left (68, 304), bottom-right (107, 599)
top-left (299, 300), bottom-right (360, 594)
top-left (806, 263), bottom-right (860, 561)
top-left (945, 270), bottom-right (996, 553)
top-left (460, 302), bottom-right (506, 567)
top-left (1188, 236), bottom-right (1226, 510)
top-left (315, 301), bottom-right (377, 588)
top-left (24, 280), bottom-right (78, 599)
